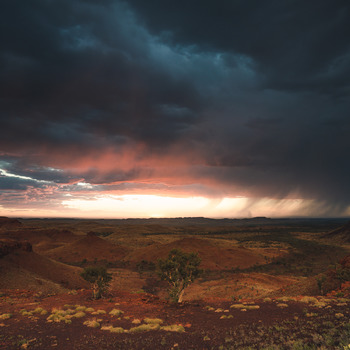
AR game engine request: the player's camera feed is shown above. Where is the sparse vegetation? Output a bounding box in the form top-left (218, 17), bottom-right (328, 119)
top-left (1, 217), bottom-right (350, 349)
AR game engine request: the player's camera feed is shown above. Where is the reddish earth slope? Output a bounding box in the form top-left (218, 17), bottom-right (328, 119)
top-left (0, 239), bottom-right (88, 292)
top-left (126, 237), bottom-right (266, 270)
top-left (44, 233), bottom-right (128, 263)
top-left (324, 221), bottom-right (350, 243)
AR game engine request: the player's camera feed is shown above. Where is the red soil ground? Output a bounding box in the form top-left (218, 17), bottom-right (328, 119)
top-left (1, 289), bottom-right (350, 349)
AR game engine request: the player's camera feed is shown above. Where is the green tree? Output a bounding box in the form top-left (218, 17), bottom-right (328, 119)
top-left (80, 266), bottom-right (112, 299)
top-left (157, 249), bottom-right (201, 303)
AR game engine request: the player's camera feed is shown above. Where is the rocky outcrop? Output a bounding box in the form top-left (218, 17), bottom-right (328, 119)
top-left (0, 239), bottom-right (32, 258)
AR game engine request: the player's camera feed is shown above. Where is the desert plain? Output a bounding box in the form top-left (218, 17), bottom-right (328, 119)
top-left (1, 216), bottom-right (350, 349)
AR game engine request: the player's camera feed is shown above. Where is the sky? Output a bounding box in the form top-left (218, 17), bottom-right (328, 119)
top-left (0, 0), bottom-right (350, 219)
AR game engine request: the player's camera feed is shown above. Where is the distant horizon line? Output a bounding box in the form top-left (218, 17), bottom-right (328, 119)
top-left (3, 215), bottom-right (349, 221)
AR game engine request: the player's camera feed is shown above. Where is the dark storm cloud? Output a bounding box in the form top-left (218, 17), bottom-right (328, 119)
top-left (128, 0), bottom-right (350, 94)
top-left (0, 0), bottom-right (201, 153)
top-left (1, 0), bottom-right (350, 216)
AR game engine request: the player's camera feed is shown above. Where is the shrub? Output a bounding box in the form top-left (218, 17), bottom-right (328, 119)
top-left (157, 249), bottom-right (201, 303)
top-left (80, 266), bottom-right (112, 299)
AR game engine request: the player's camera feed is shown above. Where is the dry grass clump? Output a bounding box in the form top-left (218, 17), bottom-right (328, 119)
top-left (46, 307), bottom-right (87, 323)
top-left (132, 318), bottom-right (141, 324)
top-left (245, 305), bottom-right (260, 310)
top-left (85, 307), bottom-right (95, 313)
top-left (109, 309), bottom-right (124, 317)
top-left (75, 305), bottom-right (87, 312)
top-left (220, 315), bottom-right (234, 319)
top-left (230, 303), bottom-right (246, 309)
top-left (83, 319), bottom-right (100, 328)
top-left (230, 303), bottom-right (259, 310)
top-left (129, 324), bottom-right (161, 333)
top-left (215, 308), bottom-right (224, 313)
top-left (109, 326), bottom-right (125, 333)
top-left (313, 301), bottom-right (327, 308)
top-left (64, 309), bottom-right (76, 315)
top-left (277, 297), bottom-right (295, 302)
top-left (319, 298), bottom-right (333, 303)
top-left (300, 296), bottom-right (318, 303)
top-left (0, 313), bottom-right (12, 320)
top-left (205, 306), bottom-right (215, 311)
top-left (101, 325), bottom-right (125, 333)
top-left (161, 324), bottom-right (185, 333)
top-left (19, 309), bottom-right (33, 316)
top-left (277, 303), bottom-right (289, 308)
top-left (144, 318), bottom-right (163, 325)
top-left (91, 309), bottom-right (106, 315)
top-left (32, 307), bottom-right (48, 315)
top-left (47, 310), bottom-right (72, 324)
top-left (100, 320), bottom-right (185, 334)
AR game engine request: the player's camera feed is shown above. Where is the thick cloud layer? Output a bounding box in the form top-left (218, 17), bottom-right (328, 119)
top-left (0, 0), bottom-right (349, 217)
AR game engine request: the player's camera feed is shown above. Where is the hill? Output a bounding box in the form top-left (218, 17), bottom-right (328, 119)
top-left (0, 227), bottom-right (80, 253)
top-left (125, 237), bottom-right (266, 270)
top-left (0, 239), bottom-right (88, 292)
top-left (44, 233), bottom-right (128, 263)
